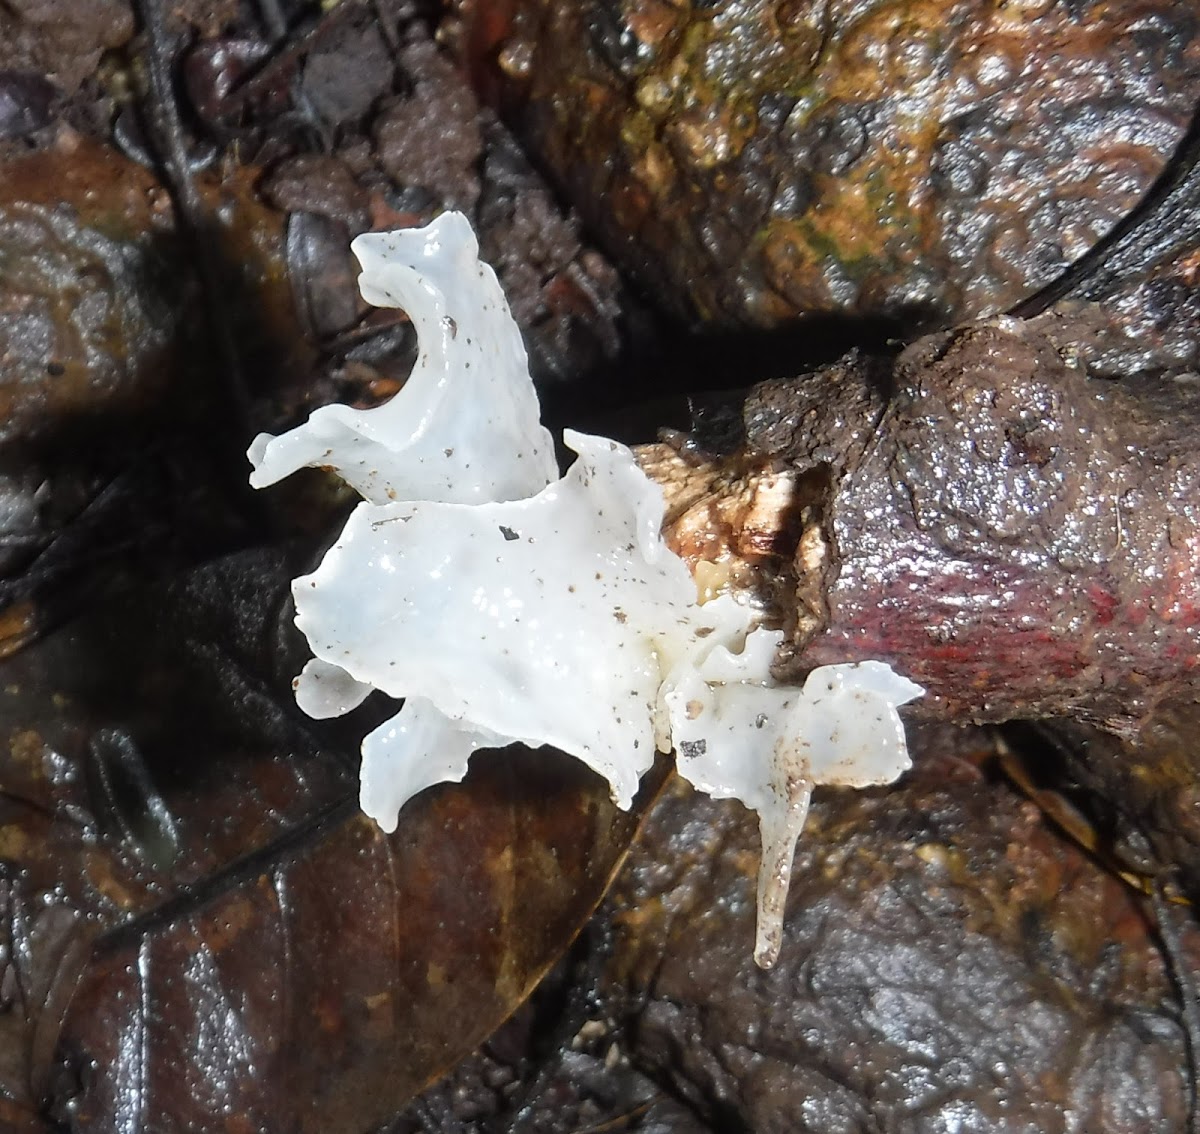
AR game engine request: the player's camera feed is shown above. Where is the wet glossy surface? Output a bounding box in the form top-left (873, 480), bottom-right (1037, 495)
top-left (459, 0), bottom-right (1200, 329)
top-left (737, 315), bottom-right (1200, 729)
top-left (602, 730), bottom-right (1195, 1133)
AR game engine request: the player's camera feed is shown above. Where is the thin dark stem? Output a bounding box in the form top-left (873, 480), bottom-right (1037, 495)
top-left (93, 790), bottom-right (360, 959)
top-left (1150, 883), bottom-right (1200, 1134)
top-left (133, 0), bottom-right (254, 435)
top-left (1010, 98), bottom-right (1200, 318)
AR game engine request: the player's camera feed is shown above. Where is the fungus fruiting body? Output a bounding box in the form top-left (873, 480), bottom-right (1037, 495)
top-left (249, 212), bottom-right (922, 966)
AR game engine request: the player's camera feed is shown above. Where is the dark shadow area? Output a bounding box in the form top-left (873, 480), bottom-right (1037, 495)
top-left (542, 308), bottom-right (915, 446)
top-left (0, 207), bottom-right (298, 651)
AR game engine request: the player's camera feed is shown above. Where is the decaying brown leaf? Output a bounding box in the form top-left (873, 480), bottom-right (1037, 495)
top-left (0, 550), bottom-right (659, 1131)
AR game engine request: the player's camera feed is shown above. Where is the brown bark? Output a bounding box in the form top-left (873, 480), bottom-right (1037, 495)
top-left (455, 0), bottom-right (1200, 332)
top-left (656, 311), bottom-right (1200, 737)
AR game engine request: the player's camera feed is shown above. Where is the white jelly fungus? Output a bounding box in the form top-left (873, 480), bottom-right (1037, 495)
top-left (249, 213), bottom-right (556, 505)
top-left (248, 211), bottom-right (923, 968)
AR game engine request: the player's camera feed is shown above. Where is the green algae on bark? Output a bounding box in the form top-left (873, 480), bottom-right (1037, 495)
top-left (457, 0), bottom-right (1200, 329)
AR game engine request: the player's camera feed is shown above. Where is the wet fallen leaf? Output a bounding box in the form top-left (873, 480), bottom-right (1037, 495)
top-left (0, 548), bottom-right (658, 1132)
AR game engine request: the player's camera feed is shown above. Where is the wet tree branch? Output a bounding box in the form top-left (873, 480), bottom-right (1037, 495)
top-left (654, 312), bottom-right (1199, 736)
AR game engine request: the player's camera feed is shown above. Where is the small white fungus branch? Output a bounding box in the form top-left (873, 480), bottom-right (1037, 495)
top-left (248, 212), bottom-right (923, 968)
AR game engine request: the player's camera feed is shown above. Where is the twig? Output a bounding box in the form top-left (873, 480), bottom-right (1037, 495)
top-left (1010, 98), bottom-right (1200, 318)
top-left (133, 0), bottom-right (253, 435)
top-left (93, 789), bottom-right (360, 959)
top-left (1150, 883), bottom-right (1200, 1134)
